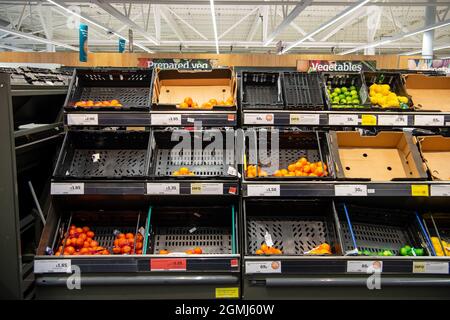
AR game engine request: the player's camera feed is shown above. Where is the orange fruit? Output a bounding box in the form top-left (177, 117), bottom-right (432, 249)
top-left (90, 240), bottom-right (99, 248)
top-left (309, 173), bottom-right (317, 177)
top-left (295, 170), bottom-right (303, 176)
top-left (86, 231), bottom-right (94, 238)
top-left (194, 247), bottom-right (203, 254)
top-left (112, 247), bottom-right (121, 254)
top-left (69, 229), bottom-right (76, 237)
top-left (125, 233), bottom-right (134, 239)
top-left (80, 248), bottom-right (89, 255)
top-left (218, 100), bottom-right (225, 105)
top-left (76, 238), bottom-right (84, 248)
top-left (64, 246), bottom-right (75, 255)
top-left (122, 246), bottom-right (132, 254)
top-left (288, 164), bottom-right (296, 172)
top-left (75, 227), bottom-right (83, 234)
top-left (184, 97), bottom-right (193, 107)
top-left (110, 99), bottom-right (119, 105)
top-left (55, 252), bottom-right (61, 256)
top-left (314, 167), bottom-right (324, 176)
top-left (201, 102), bottom-right (213, 109)
top-left (137, 234), bottom-right (143, 241)
top-left (135, 242), bottom-right (143, 250)
top-left (179, 167), bottom-right (190, 175)
top-left (261, 244), bottom-right (268, 252)
top-left (82, 226), bottom-right (90, 233)
top-left (209, 98), bottom-right (217, 105)
top-left (136, 250), bottom-right (143, 254)
top-left (118, 238), bottom-right (127, 247)
top-left (65, 239), bottom-right (72, 246)
top-left (255, 249), bottom-right (264, 255)
top-left (179, 102), bottom-right (189, 108)
top-left (280, 169), bottom-right (288, 176)
top-left (298, 157), bottom-right (307, 165)
top-left (127, 238), bottom-right (135, 246)
top-left (273, 170), bottom-right (282, 177)
top-left (159, 249), bottom-right (169, 254)
top-left (273, 248), bottom-right (282, 255)
top-left (185, 249), bottom-right (195, 254)
top-left (118, 233), bottom-right (126, 239)
top-left (172, 170), bottom-right (180, 176)
top-left (78, 233), bottom-right (87, 240)
top-left (303, 165), bottom-right (311, 173)
top-left (192, 102), bottom-right (199, 108)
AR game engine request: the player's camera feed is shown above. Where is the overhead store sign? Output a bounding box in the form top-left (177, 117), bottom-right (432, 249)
top-left (408, 59), bottom-right (450, 75)
top-left (137, 58), bottom-right (219, 70)
top-left (297, 60), bottom-right (377, 73)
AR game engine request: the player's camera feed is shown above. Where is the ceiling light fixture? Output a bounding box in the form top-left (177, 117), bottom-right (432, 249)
top-left (209, 0), bottom-right (220, 54)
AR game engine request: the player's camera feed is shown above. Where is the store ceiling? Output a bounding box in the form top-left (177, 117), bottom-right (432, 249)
top-left (0, 0), bottom-right (449, 57)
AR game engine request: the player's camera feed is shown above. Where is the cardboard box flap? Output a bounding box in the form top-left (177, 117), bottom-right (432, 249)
top-left (417, 135), bottom-right (450, 180)
top-left (404, 74), bottom-right (450, 111)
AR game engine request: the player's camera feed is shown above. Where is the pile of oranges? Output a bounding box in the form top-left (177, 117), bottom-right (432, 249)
top-left (274, 158), bottom-right (328, 177)
top-left (172, 167), bottom-right (195, 176)
top-left (246, 165), bottom-right (268, 178)
top-left (74, 99), bottom-right (122, 108)
top-left (112, 232), bottom-right (144, 255)
top-left (255, 244), bottom-right (282, 255)
top-left (158, 247), bottom-right (203, 254)
top-left (55, 225), bottom-right (110, 256)
top-left (306, 243), bottom-right (332, 255)
top-left (179, 96), bottom-right (234, 109)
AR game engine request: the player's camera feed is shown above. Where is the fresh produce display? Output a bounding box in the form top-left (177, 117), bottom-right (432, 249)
top-left (55, 225), bottom-right (110, 256)
top-left (399, 245), bottom-right (424, 256)
top-left (172, 167), bottom-right (195, 176)
top-left (74, 99), bottom-right (122, 108)
top-left (304, 243), bottom-right (332, 255)
top-left (358, 249), bottom-right (394, 256)
top-left (178, 96), bottom-right (234, 109)
top-left (327, 85), bottom-right (362, 107)
top-left (369, 83), bottom-right (409, 109)
top-left (255, 243), bottom-right (282, 255)
top-left (247, 158), bottom-right (328, 178)
top-left (246, 165), bottom-right (268, 178)
top-left (431, 237), bottom-right (450, 256)
top-left (112, 231), bottom-right (144, 255)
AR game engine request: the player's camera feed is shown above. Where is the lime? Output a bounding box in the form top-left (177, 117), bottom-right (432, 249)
top-left (350, 90), bottom-right (358, 96)
top-left (350, 86), bottom-right (356, 91)
top-left (414, 248), bottom-right (424, 256)
top-left (331, 92), bottom-right (338, 98)
top-left (334, 88), bottom-right (341, 94)
top-left (345, 91), bottom-right (351, 96)
top-left (339, 94), bottom-right (346, 100)
top-left (341, 87), bottom-right (348, 93)
top-left (340, 99), bottom-right (347, 104)
top-left (383, 250), bottom-right (393, 256)
top-left (399, 247), bottom-right (409, 256)
top-left (352, 99), bottom-right (360, 104)
top-left (363, 250), bottom-right (371, 256)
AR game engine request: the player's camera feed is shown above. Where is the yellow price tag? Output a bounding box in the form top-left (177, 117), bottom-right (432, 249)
top-left (411, 185), bottom-right (429, 197)
top-left (361, 114), bottom-right (377, 126)
top-left (215, 287), bottom-right (239, 298)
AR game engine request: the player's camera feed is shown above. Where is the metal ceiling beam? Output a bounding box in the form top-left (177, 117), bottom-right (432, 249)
top-left (153, 4), bottom-right (161, 41)
top-left (246, 8), bottom-right (261, 41)
top-left (159, 6), bottom-right (185, 42)
top-left (219, 7), bottom-right (259, 40)
top-left (275, 8), bottom-right (313, 40)
top-left (383, 8), bottom-right (422, 42)
top-left (91, 0), bottom-right (159, 45)
top-left (0, 43), bottom-right (32, 51)
top-left (319, 7), bottom-right (366, 41)
top-left (165, 6), bottom-right (208, 40)
top-left (2, 1), bottom-right (449, 7)
top-left (263, 0), bottom-right (312, 46)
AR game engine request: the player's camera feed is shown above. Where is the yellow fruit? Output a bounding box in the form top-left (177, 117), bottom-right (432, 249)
top-left (209, 98), bottom-right (217, 105)
top-left (172, 170), bottom-right (180, 176)
top-left (370, 97), bottom-right (378, 105)
top-left (201, 102), bottom-right (213, 109)
top-left (288, 164), bottom-right (296, 172)
top-left (179, 102), bottom-right (189, 108)
top-left (280, 169), bottom-right (288, 176)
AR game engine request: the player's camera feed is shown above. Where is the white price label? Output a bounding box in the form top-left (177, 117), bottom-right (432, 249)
top-left (431, 185), bottom-right (450, 196)
top-left (190, 183), bottom-right (223, 195)
top-left (34, 259), bottom-right (72, 274)
top-left (51, 183), bottom-right (85, 195)
top-left (378, 115), bottom-right (408, 126)
top-left (328, 114), bottom-right (358, 126)
top-left (414, 115), bottom-right (445, 126)
top-left (151, 114), bottom-right (182, 125)
top-left (67, 114), bottom-right (98, 125)
top-left (146, 183), bottom-right (180, 195)
top-left (245, 261), bottom-right (281, 274)
top-left (413, 262), bottom-right (449, 274)
top-left (289, 114), bottom-right (320, 125)
top-left (244, 113), bottom-right (274, 125)
top-left (347, 261), bottom-right (383, 273)
top-left (247, 184), bottom-right (280, 197)
top-left (335, 185), bottom-right (368, 196)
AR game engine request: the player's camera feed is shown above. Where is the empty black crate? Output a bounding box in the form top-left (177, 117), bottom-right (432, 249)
top-left (150, 129), bottom-right (237, 179)
top-left (323, 72), bottom-right (368, 110)
top-left (53, 130), bottom-right (151, 180)
top-left (336, 204), bottom-right (431, 255)
top-left (146, 206), bottom-right (237, 254)
top-left (282, 72), bottom-right (325, 110)
top-left (423, 213), bottom-right (450, 256)
top-left (363, 71), bottom-right (414, 110)
top-left (241, 71), bottom-right (284, 109)
top-left (245, 130), bottom-right (333, 180)
top-left (64, 68), bottom-right (153, 111)
top-left (244, 200), bottom-right (342, 255)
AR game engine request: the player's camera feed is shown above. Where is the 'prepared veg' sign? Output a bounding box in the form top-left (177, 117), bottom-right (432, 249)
top-left (297, 60), bottom-right (376, 73)
top-left (137, 58), bottom-right (218, 70)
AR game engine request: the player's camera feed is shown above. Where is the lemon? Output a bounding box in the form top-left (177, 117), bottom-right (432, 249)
top-left (370, 97), bottom-right (378, 105)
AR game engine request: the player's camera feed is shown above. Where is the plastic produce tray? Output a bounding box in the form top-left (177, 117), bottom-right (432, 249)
top-left (323, 72), bottom-right (369, 110)
top-left (245, 200), bottom-right (341, 255)
top-left (363, 71), bottom-right (414, 110)
top-left (336, 204), bottom-right (430, 255)
top-left (246, 130), bottom-right (333, 180)
top-left (151, 130), bottom-right (236, 179)
top-left (282, 72), bottom-right (325, 110)
top-left (53, 130), bottom-right (151, 180)
top-left (241, 71), bottom-right (284, 109)
top-left (64, 68), bottom-right (153, 111)
top-left (146, 206), bottom-right (236, 254)
top-left (52, 210), bottom-right (146, 256)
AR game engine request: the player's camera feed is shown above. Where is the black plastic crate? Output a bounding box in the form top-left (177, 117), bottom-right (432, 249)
top-left (423, 213), bottom-right (450, 257)
top-left (51, 210), bottom-right (147, 256)
top-left (323, 72), bottom-right (369, 110)
top-left (336, 203), bottom-right (432, 256)
top-left (145, 206), bottom-right (237, 255)
top-left (241, 71), bottom-right (284, 109)
top-left (53, 130), bottom-right (151, 180)
top-left (245, 130), bottom-right (334, 180)
top-left (244, 200), bottom-right (342, 256)
top-left (282, 72), bottom-right (325, 110)
top-left (64, 68), bottom-right (153, 111)
top-left (150, 129), bottom-right (237, 179)
top-left (363, 71), bottom-right (414, 110)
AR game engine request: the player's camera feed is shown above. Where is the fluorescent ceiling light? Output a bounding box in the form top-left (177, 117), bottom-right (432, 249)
top-left (0, 26), bottom-right (78, 51)
top-left (340, 19), bottom-right (450, 55)
top-left (46, 0), bottom-right (154, 53)
top-left (401, 44), bottom-right (450, 56)
top-left (281, 0), bottom-right (372, 54)
top-left (209, 0), bottom-right (220, 54)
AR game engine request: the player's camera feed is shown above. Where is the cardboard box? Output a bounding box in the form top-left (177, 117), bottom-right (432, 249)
top-left (416, 135), bottom-right (450, 180)
top-left (151, 68), bottom-right (237, 110)
top-left (404, 74), bottom-right (450, 112)
top-left (329, 131), bottom-right (427, 181)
